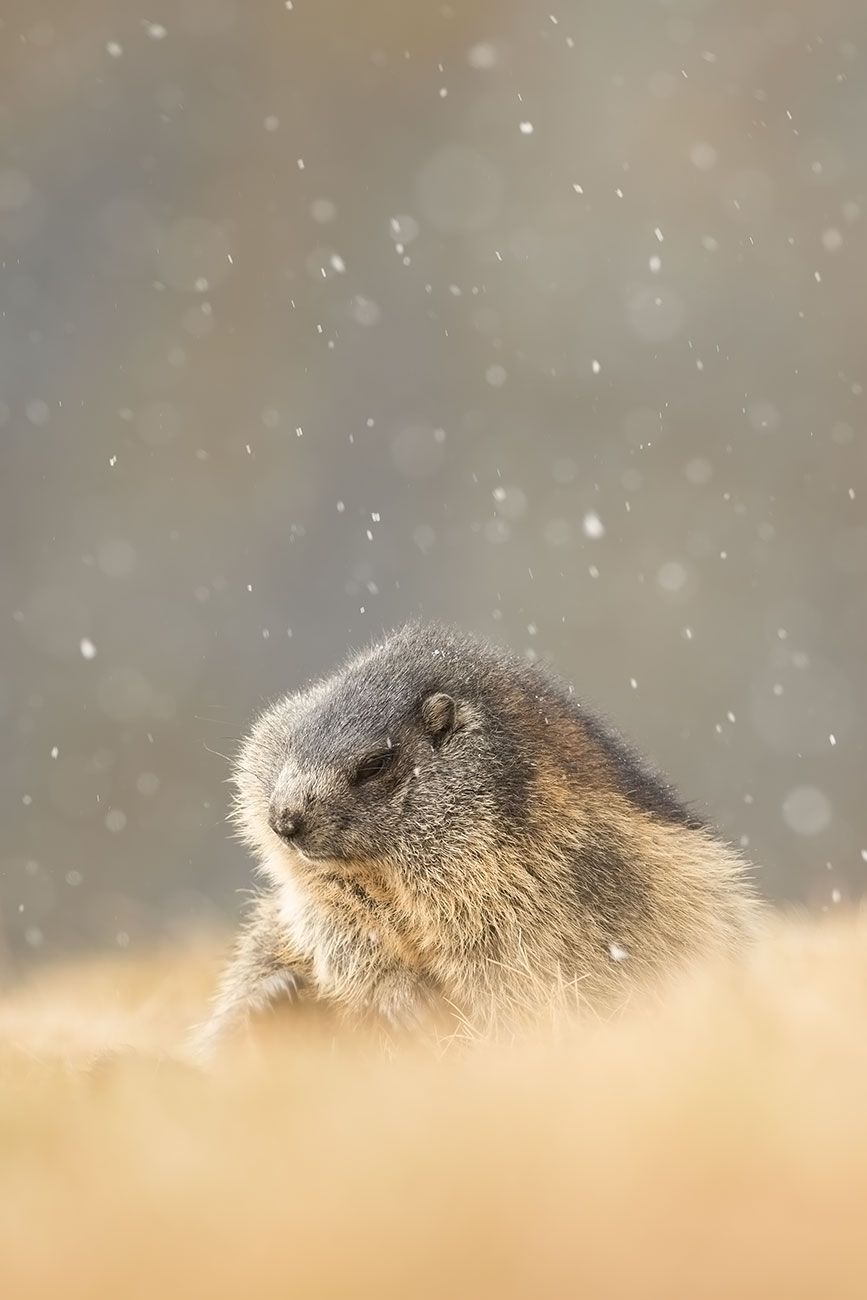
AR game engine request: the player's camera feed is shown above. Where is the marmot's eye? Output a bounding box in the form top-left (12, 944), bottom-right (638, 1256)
top-left (353, 748), bottom-right (397, 784)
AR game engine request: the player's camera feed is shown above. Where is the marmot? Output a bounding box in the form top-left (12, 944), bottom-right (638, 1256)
top-left (197, 623), bottom-right (759, 1049)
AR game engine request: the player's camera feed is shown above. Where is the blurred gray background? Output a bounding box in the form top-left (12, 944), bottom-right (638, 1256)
top-left (1, 0), bottom-right (865, 971)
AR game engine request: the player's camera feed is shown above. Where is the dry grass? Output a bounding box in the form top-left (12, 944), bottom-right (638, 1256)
top-left (1, 910), bottom-right (866, 1300)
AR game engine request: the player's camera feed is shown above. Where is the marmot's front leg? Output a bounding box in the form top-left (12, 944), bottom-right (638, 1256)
top-left (190, 894), bottom-right (306, 1059)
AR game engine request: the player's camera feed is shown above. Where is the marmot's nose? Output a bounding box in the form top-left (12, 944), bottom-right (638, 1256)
top-left (268, 804), bottom-right (306, 843)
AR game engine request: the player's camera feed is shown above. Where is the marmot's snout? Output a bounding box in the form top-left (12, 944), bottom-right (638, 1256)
top-left (266, 762), bottom-right (378, 863)
top-left (268, 766), bottom-right (315, 846)
top-left (267, 801), bottom-right (305, 845)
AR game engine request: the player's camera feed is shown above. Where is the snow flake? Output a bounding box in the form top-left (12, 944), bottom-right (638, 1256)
top-left (689, 142), bottom-right (718, 171)
top-left (467, 42), bottom-right (498, 70)
top-left (26, 399), bottom-right (50, 426)
top-left (782, 786), bottom-right (831, 835)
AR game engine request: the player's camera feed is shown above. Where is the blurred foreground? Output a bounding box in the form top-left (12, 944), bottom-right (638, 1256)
top-left (2, 910), bottom-right (866, 1299)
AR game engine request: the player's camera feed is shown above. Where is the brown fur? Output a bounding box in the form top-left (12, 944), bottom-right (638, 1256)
top-left (198, 625), bottom-right (760, 1050)
top-left (1, 912), bottom-right (865, 1299)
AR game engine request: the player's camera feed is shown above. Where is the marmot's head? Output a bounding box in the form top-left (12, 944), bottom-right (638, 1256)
top-left (232, 625), bottom-right (536, 887)
top-left (232, 623), bottom-right (698, 898)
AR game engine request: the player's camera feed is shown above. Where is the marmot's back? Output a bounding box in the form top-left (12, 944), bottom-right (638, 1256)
top-left (203, 624), bottom-right (760, 1046)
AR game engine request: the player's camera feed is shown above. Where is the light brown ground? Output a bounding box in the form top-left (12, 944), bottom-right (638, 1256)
top-left (1, 910), bottom-right (865, 1300)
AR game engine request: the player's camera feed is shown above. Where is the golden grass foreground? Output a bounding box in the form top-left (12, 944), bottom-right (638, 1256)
top-left (1, 910), bottom-right (866, 1299)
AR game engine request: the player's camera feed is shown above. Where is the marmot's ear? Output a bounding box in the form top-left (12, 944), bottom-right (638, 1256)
top-left (421, 692), bottom-right (457, 746)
